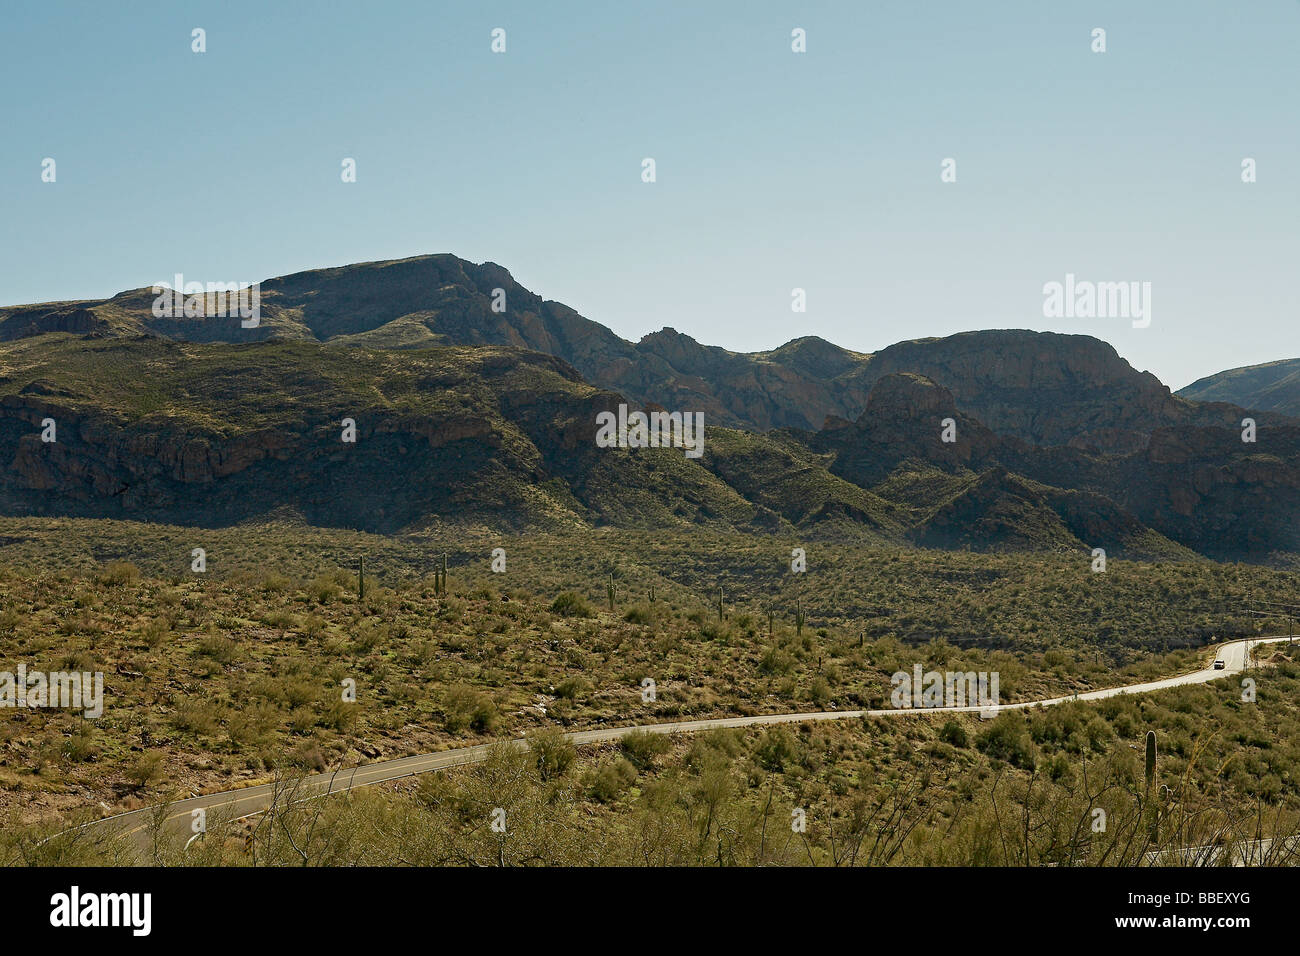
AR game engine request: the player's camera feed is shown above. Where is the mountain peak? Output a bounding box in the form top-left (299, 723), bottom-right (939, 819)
top-left (2, 255), bottom-right (1291, 447)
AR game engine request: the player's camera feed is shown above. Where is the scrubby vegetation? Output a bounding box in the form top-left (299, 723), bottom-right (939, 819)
top-left (2, 522), bottom-right (1297, 866)
top-left (12, 646), bottom-right (1300, 866)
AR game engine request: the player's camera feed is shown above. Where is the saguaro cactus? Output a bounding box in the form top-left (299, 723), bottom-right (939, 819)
top-left (1145, 730), bottom-right (1159, 843)
top-left (607, 572), bottom-right (616, 612)
top-left (1145, 731), bottom-right (1156, 789)
top-left (717, 587), bottom-right (724, 622)
top-left (358, 556), bottom-right (365, 600)
top-left (795, 596), bottom-right (805, 637)
top-left (434, 553), bottom-right (448, 596)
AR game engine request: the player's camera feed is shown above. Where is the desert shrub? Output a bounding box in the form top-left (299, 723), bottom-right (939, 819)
top-left (760, 646), bottom-right (795, 676)
top-left (810, 676), bottom-right (831, 706)
top-left (290, 743), bottom-right (328, 771)
top-left (754, 726), bottom-right (800, 772)
top-left (587, 757), bottom-right (637, 802)
top-left (550, 592), bottom-right (593, 618)
top-left (320, 697), bottom-right (357, 732)
top-left (171, 699), bottom-right (221, 735)
top-left (353, 621), bottom-right (388, 652)
top-left (530, 727), bottom-right (576, 780)
top-left (939, 720), bottom-right (969, 748)
top-left (124, 752), bottom-right (165, 790)
top-left (62, 728), bottom-right (100, 763)
top-left (279, 679), bottom-right (317, 710)
top-left (442, 685), bottom-right (499, 733)
top-left (307, 575), bottom-right (340, 604)
top-left (553, 676), bottom-right (589, 700)
top-left (623, 604), bottom-right (655, 625)
top-left (95, 561), bottom-right (140, 586)
top-left (620, 729), bottom-right (671, 769)
top-left (975, 713), bottom-right (1037, 769)
top-left (261, 573), bottom-right (292, 593)
top-left (196, 635), bottom-right (237, 664)
top-left (141, 618), bottom-right (172, 650)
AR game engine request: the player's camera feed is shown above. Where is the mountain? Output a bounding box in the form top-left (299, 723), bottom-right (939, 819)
top-left (1179, 358), bottom-right (1300, 417)
top-left (1, 253), bottom-right (1297, 562)
top-left (851, 331), bottom-right (1284, 455)
top-left (807, 373), bottom-right (1300, 561)
top-left (0, 335), bottom-right (784, 534)
top-left (15, 253), bottom-right (1283, 450)
top-left (0, 255), bottom-right (874, 433)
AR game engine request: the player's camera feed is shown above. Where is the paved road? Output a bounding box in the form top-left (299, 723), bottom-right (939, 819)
top-left (1145, 834), bottom-right (1300, 867)
top-left (77, 634), bottom-right (1290, 857)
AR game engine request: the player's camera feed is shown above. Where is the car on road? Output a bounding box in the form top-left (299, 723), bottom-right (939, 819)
top-left (1213, 659), bottom-right (1226, 669)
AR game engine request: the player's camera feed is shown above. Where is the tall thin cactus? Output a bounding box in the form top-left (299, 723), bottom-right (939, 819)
top-left (434, 553), bottom-right (448, 596)
top-left (607, 572), bottom-right (616, 612)
top-left (717, 587), bottom-right (724, 622)
top-left (358, 555), bottom-right (365, 600)
top-left (1145, 731), bottom-right (1156, 788)
top-left (795, 596), bottom-right (805, 637)
top-left (1145, 731), bottom-right (1158, 843)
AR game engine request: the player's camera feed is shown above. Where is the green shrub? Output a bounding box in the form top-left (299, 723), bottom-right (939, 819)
top-left (530, 727), bottom-right (576, 780)
top-left (588, 757), bottom-right (637, 802)
top-left (124, 751), bottom-right (165, 790)
top-left (975, 713), bottom-right (1036, 769)
top-left (939, 720), bottom-right (969, 748)
top-left (754, 726), bottom-right (799, 772)
top-left (620, 729), bottom-right (671, 769)
top-left (553, 676), bottom-right (589, 700)
top-left (95, 561), bottom-right (140, 586)
top-left (623, 603), bottom-right (654, 625)
top-left (442, 685), bottom-right (499, 733)
top-left (550, 592), bottom-right (593, 618)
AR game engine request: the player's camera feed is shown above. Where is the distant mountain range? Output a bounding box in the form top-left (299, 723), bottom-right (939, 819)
top-left (1, 253), bottom-right (1297, 562)
top-left (1178, 358), bottom-right (1300, 418)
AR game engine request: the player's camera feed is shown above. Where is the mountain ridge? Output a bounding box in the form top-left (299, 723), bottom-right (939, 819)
top-left (2, 253), bottom-right (1297, 563)
top-left (1178, 357), bottom-right (1300, 417)
top-left (3, 253), bottom-right (1292, 450)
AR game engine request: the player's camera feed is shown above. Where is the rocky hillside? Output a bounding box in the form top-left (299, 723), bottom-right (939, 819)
top-left (1179, 358), bottom-right (1300, 417)
top-left (0, 256), bottom-right (872, 433)
top-left (1, 333), bottom-right (1295, 562)
top-left (1, 254), bottom-right (1296, 562)
top-left (0, 336), bottom-right (771, 534)
top-left (808, 373), bottom-right (1300, 561)
top-left (852, 331), bottom-right (1281, 454)
top-left (10, 253), bottom-right (1285, 452)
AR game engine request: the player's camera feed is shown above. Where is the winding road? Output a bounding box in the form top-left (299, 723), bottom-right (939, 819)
top-left (78, 634), bottom-right (1289, 857)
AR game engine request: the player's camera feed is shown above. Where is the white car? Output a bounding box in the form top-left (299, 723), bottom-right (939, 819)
top-left (1213, 659), bottom-right (1226, 670)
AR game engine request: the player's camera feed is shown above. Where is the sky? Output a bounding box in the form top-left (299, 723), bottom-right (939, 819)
top-left (2, 0), bottom-right (1297, 390)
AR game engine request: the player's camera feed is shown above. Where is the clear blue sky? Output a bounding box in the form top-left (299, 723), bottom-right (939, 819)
top-left (2, 0), bottom-right (1296, 389)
